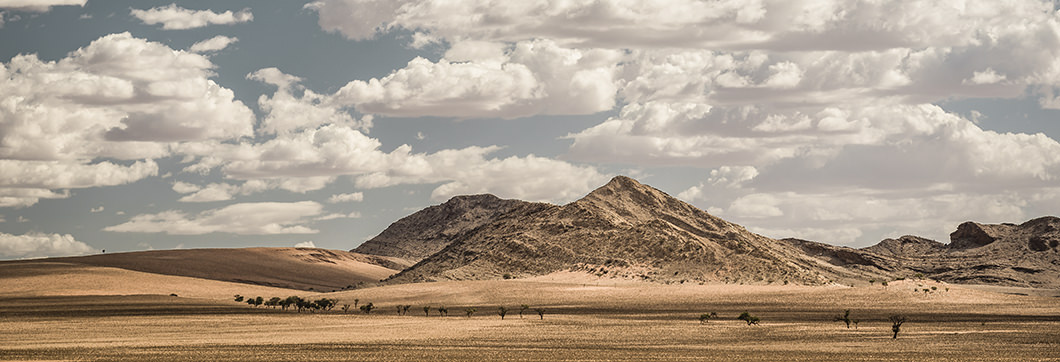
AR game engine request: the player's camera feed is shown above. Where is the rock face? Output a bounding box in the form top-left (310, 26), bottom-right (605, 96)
top-left (862, 235), bottom-right (947, 257)
top-left (353, 194), bottom-right (544, 265)
top-left (848, 216), bottom-right (1060, 287)
top-left (379, 176), bottom-right (875, 285)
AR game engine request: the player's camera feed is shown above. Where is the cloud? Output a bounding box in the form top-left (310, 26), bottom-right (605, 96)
top-left (310, 0), bottom-right (1059, 53)
top-left (104, 201), bottom-right (324, 235)
top-left (171, 180), bottom-right (268, 202)
top-left (0, 0), bottom-right (85, 12)
top-left (190, 35), bottom-right (238, 53)
top-left (331, 39), bottom-right (620, 119)
top-left (90, 206), bottom-right (104, 213)
top-left (0, 232), bottom-right (95, 259)
top-left (131, 4), bottom-right (252, 30)
top-left (294, 241), bottom-right (316, 248)
top-left (327, 192), bottom-right (363, 203)
top-left (0, 32), bottom-right (253, 207)
top-left (314, 212), bottom-right (360, 221)
top-left (248, 68), bottom-right (365, 134)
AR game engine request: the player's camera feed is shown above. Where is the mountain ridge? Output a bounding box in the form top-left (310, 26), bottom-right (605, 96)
top-left (359, 176), bottom-right (1060, 288)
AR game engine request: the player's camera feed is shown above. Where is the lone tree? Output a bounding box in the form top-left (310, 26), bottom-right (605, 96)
top-left (360, 302), bottom-right (375, 314)
top-left (354, 299), bottom-right (360, 308)
top-left (889, 315), bottom-right (906, 339)
top-left (498, 306), bottom-right (508, 320)
top-left (423, 305), bottom-right (430, 317)
top-left (737, 311), bottom-right (760, 325)
top-left (519, 304), bottom-right (530, 319)
top-left (437, 306), bottom-right (449, 317)
top-left (534, 308), bottom-right (545, 320)
top-left (834, 309), bottom-right (853, 328)
top-left (403, 305), bottom-right (412, 315)
top-left (465, 308), bottom-right (477, 318)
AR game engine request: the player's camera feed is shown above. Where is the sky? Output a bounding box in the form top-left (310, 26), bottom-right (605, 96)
top-left (1, 0), bottom-right (1059, 259)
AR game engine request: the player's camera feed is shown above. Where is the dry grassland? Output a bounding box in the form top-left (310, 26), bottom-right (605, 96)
top-left (2, 267), bottom-right (1058, 361)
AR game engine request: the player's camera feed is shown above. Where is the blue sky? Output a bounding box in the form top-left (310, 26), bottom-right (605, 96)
top-left (2, 0), bottom-right (1059, 259)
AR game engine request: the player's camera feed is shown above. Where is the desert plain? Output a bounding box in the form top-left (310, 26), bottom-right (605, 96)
top-left (2, 260), bottom-right (1059, 361)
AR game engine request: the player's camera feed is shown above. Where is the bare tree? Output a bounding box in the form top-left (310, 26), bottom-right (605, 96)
top-left (465, 308), bottom-right (477, 318)
top-left (834, 309), bottom-right (853, 328)
top-left (889, 315), bottom-right (906, 339)
top-left (534, 308), bottom-right (545, 320)
top-left (498, 306), bottom-right (508, 320)
top-left (342, 304), bottom-right (351, 314)
top-left (423, 305), bottom-right (430, 317)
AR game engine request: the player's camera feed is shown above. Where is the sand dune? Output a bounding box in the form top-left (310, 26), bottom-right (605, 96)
top-left (35, 247), bottom-right (401, 292)
top-left (0, 261), bottom-right (316, 299)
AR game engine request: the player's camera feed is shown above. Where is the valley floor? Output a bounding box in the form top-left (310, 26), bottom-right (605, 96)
top-left (2, 272), bottom-right (1059, 361)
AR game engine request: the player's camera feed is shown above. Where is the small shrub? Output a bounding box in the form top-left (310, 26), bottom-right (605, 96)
top-left (737, 311), bottom-right (760, 325)
top-left (698, 313), bottom-right (713, 324)
top-left (234, 295), bottom-right (244, 302)
top-left (869, 279), bottom-right (876, 285)
top-left (360, 302), bottom-right (374, 314)
top-left (503, 273), bottom-right (512, 280)
top-left (881, 281), bottom-right (889, 287)
top-left (519, 304), bottom-right (529, 319)
top-left (465, 308), bottom-right (476, 318)
top-left (169, 293), bottom-right (178, 297)
top-left (914, 273), bottom-right (924, 279)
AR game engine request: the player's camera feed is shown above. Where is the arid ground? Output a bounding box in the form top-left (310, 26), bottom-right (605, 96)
top-left (2, 262), bottom-right (1059, 361)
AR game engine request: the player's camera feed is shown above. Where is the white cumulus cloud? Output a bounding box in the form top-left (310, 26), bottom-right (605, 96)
top-left (131, 4), bottom-right (253, 30)
top-left (105, 201), bottom-right (324, 235)
top-left (0, 32), bottom-right (254, 207)
top-left (0, 232), bottom-right (95, 259)
top-left (190, 35), bottom-right (238, 53)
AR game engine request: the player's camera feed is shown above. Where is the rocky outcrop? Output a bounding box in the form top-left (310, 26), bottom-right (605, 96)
top-left (353, 194), bottom-right (545, 264)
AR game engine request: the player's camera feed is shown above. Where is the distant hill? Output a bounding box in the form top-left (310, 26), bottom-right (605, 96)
top-left (40, 248), bottom-right (403, 291)
top-left (353, 194), bottom-right (545, 265)
top-left (379, 176), bottom-right (876, 285)
top-left (786, 217), bottom-right (1060, 288)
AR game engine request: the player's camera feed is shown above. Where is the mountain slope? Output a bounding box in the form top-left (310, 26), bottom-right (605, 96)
top-left (353, 194), bottom-right (546, 265)
top-left (895, 217), bottom-right (1060, 286)
top-left (384, 176), bottom-right (884, 285)
top-left (792, 217), bottom-right (1060, 288)
top-left (44, 248), bottom-right (402, 291)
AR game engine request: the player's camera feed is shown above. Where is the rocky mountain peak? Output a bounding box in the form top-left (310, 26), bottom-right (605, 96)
top-left (352, 193), bottom-right (541, 263)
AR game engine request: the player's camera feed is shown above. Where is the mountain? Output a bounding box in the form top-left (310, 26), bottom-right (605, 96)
top-left (381, 176), bottom-right (880, 285)
top-left (882, 217), bottom-right (1060, 286)
top-left (789, 217), bottom-right (1060, 287)
top-left (353, 194), bottom-right (546, 265)
top-left (42, 247), bottom-right (403, 291)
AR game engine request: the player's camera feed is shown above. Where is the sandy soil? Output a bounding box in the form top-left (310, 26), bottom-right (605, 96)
top-left (1, 268), bottom-right (1058, 361)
